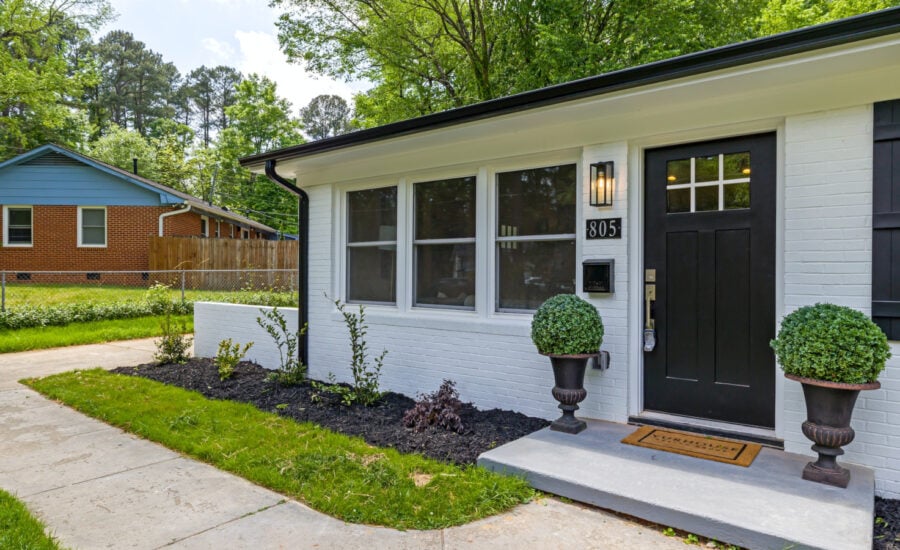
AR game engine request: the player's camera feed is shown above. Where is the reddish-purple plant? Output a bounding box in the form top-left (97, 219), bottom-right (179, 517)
top-left (403, 379), bottom-right (465, 434)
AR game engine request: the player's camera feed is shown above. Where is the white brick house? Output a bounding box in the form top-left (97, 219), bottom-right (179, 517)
top-left (215, 9), bottom-right (900, 498)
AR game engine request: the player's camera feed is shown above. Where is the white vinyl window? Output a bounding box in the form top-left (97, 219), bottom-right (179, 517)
top-left (77, 206), bottom-right (106, 247)
top-left (3, 205), bottom-right (33, 247)
top-left (346, 186), bottom-right (397, 304)
top-left (414, 176), bottom-right (476, 309)
top-left (495, 164), bottom-right (577, 312)
top-left (200, 216), bottom-right (209, 237)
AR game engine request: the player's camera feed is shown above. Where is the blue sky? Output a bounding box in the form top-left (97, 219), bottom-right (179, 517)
top-left (100, 0), bottom-right (365, 113)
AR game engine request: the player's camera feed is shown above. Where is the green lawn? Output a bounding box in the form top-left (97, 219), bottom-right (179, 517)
top-left (0, 315), bottom-right (193, 353)
top-left (25, 370), bottom-right (533, 530)
top-left (0, 489), bottom-right (63, 550)
top-left (2, 283), bottom-right (294, 308)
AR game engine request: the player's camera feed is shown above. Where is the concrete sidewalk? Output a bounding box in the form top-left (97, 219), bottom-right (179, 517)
top-left (0, 339), bottom-right (685, 549)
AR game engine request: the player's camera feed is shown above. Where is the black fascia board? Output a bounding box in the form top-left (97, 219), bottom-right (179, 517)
top-left (240, 7), bottom-right (900, 168)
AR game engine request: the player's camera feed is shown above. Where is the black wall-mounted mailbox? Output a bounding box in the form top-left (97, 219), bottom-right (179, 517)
top-left (583, 259), bottom-right (614, 294)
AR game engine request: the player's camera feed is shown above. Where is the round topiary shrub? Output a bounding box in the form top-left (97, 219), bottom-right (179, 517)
top-left (770, 303), bottom-right (891, 384)
top-left (531, 294), bottom-right (604, 356)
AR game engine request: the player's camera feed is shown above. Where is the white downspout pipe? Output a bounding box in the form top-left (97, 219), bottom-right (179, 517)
top-left (158, 204), bottom-right (192, 236)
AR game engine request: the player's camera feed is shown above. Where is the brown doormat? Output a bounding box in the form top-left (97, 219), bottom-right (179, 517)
top-left (622, 426), bottom-right (762, 467)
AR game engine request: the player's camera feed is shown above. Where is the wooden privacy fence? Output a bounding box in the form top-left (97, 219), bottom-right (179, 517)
top-left (149, 237), bottom-right (299, 290)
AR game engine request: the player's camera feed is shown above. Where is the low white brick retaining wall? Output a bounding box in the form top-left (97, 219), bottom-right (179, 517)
top-left (194, 302), bottom-right (298, 370)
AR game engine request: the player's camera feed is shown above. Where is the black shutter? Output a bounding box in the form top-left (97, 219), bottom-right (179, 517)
top-left (873, 99), bottom-right (900, 340)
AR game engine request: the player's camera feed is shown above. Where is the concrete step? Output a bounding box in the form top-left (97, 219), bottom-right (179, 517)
top-left (478, 420), bottom-right (873, 550)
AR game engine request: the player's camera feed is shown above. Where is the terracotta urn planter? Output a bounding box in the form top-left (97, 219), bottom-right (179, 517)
top-left (787, 373), bottom-right (881, 488)
top-left (547, 354), bottom-right (592, 434)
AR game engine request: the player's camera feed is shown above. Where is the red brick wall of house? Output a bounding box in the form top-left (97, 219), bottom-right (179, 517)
top-left (0, 205), bottom-right (267, 273)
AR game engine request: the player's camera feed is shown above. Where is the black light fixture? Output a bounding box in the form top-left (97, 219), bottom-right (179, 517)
top-left (590, 161), bottom-right (614, 207)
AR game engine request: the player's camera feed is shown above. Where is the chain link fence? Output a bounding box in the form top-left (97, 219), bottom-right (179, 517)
top-left (0, 269), bottom-right (298, 312)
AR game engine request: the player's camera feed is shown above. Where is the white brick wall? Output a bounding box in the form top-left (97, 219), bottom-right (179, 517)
top-left (194, 302), bottom-right (298, 370)
top-left (783, 104), bottom-right (900, 498)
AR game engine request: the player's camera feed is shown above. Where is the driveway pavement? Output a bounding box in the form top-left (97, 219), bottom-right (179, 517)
top-left (0, 339), bottom-right (685, 549)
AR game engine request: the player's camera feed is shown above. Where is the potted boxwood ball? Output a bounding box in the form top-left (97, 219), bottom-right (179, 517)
top-left (771, 303), bottom-right (890, 488)
top-left (531, 294), bottom-right (604, 434)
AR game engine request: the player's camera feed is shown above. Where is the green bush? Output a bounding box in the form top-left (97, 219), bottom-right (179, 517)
top-left (216, 338), bottom-right (253, 380)
top-left (154, 310), bottom-right (193, 365)
top-left (0, 300), bottom-right (193, 330)
top-left (530, 294), bottom-right (604, 356)
top-left (770, 303), bottom-right (890, 384)
top-left (257, 307), bottom-right (307, 384)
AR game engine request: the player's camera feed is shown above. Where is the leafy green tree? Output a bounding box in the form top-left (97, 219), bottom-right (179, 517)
top-left (758, 0), bottom-right (898, 34)
top-left (211, 75), bottom-right (303, 232)
top-left (87, 124), bottom-right (158, 176)
top-left (0, 0), bottom-right (110, 159)
top-left (186, 65), bottom-right (243, 147)
top-left (90, 30), bottom-right (180, 136)
top-left (299, 94), bottom-right (353, 140)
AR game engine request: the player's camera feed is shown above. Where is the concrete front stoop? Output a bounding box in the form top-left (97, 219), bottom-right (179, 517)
top-left (478, 419), bottom-right (874, 550)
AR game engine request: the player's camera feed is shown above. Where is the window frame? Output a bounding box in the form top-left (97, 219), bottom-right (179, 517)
top-left (345, 184), bottom-right (399, 306)
top-left (412, 175), bottom-right (478, 311)
top-left (492, 163), bottom-right (578, 313)
top-left (77, 206), bottom-right (107, 248)
top-left (2, 205), bottom-right (33, 247)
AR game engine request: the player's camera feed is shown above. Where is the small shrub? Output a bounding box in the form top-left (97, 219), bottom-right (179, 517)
top-left (333, 299), bottom-right (387, 406)
top-left (403, 379), bottom-right (465, 434)
top-left (215, 338), bottom-right (253, 381)
top-left (771, 303), bottom-right (890, 384)
top-left (310, 375), bottom-right (357, 407)
top-left (256, 307), bottom-right (307, 384)
top-left (530, 294), bottom-right (604, 356)
top-left (154, 310), bottom-right (192, 364)
top-left (145, 283), bottom-right (174, 315)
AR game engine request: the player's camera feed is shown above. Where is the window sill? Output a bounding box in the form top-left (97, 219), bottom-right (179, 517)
top-left (329, 306), bottom-right (533, 337)
top-left (2, 243), bottom-right (33, 248)
top-left (77, 245), bottom-right (107, 248)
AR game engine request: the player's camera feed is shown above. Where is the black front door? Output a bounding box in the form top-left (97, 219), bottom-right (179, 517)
top-left (643, 133), bottom-right (776, 428)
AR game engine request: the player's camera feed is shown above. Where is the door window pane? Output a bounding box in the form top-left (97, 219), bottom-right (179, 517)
top-left (724, 183), bottom-right (750, 209)
top-left (498, 165), bottom-right (576, 236)
top-left (723, 152), bottom-right (751, 180)
top-left (415, 177), bottom-right (475, 240)
top-left (666, 159), bottom-right (691, 185)
top-left (695, 155), bottom-right (718, 182)
top-left (415, 243), bottom-right (475, 307)
top-left (667, 189), bottom-right (690, 213)
top-left (695, 186), bottom-right (719, 212)
top-left (498, 240), bottom-right (576, 310)
top-left (348, 187), bottom-right (397, 243)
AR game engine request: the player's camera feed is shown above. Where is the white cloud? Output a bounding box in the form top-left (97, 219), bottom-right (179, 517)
top-left (201, 38), bottom-right (236, 63)
top-left (233, 30), bottom-right (357, 112)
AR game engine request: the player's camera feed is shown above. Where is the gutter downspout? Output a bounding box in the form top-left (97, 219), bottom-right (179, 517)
top-left (159, 204), bottom-right (192, 236)
top-left (264, 160), bottom-right (309, 368)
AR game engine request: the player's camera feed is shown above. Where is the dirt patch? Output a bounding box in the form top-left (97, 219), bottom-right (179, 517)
top-left (112, 359), bottom-right (549, 465)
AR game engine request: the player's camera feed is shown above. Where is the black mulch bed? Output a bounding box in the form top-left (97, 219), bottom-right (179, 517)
top-left (112, 359), bottom-right (549, 465)
top-left (877, 496), bottom-right (900, 549)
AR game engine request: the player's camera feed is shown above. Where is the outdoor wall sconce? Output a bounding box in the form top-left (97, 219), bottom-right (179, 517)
top-left (590, 161), bottom-right (614, 207)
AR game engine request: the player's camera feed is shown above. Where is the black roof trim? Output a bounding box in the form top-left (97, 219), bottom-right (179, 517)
top-left (241, 7), bottom-right (900, 168)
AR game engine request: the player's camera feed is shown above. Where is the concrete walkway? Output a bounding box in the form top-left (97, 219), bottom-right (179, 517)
top-left (0, 340), bottom-right (685, 549)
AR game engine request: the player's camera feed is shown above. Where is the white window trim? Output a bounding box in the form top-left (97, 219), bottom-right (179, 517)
top-left (200, 215), bottom-right (209, 237)
top-left (2, 205), bottom-right (33, 247)
top-left (77, 206), bottom-right (107, 248)
top-left (335, 149), bottom-right (581, 320)
top-left (215, 220), bottom-right (221, 238)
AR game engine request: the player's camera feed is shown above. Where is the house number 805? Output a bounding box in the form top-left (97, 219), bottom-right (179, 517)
top-left (586, 218), bottom-right (622, 239)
